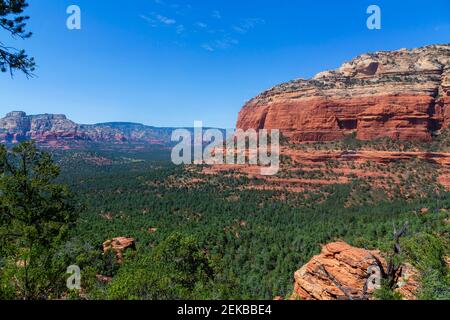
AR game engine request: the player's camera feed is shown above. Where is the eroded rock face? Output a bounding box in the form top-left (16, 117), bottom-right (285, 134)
top-left (290, 242), bottom-right (418, 300)
top-left (237, 44), bottom-right (450, 142)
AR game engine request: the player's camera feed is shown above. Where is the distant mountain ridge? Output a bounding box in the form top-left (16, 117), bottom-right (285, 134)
top-left (0, 111), bottom-right (178, 146)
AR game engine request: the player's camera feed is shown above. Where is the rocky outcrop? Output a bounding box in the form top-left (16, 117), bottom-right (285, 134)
top-left (0, 111), bottom-right (174, 145)
top-left (237, 44), bottom-right (450, 142)
top-left (102, 237), bottom-right (136, 263)
top-left (282, 148), bottom-right (450, 166)
top-left (290, 242), bottom-right (418, 300)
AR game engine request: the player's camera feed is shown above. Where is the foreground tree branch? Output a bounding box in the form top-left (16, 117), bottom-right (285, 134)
top-left (0, 0), bottom-right (35, 76)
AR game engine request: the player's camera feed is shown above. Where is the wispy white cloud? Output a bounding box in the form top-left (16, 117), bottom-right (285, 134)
top-left (194, 22), bottom-right (220, 35)
top-left (176, 24), bottom-right (185, 34)
top-left (214, 37), bottom-right (238, 49)
top-left (212, 10), bottom-right (221, 19)
top-left (201, 44), bottom-right (215, 52)
top-left (232, 18), bottom-right (265, 34)
top-left (156, 14), bottom-right (176, 25)
top-left (140, 13), bottom-right (178, 28)
top-left (195, 22), bottom-right (208, 29)
top-left (201, 37), bottom-right (239, 52)
top-left (140, 14), bottom-right (157, 26)
top-left (232, 25), bottom-right (246, 33)
top-left (141, 3), bottom-right (264, 52)
top-left (141, 12), bottom-right (186, 37)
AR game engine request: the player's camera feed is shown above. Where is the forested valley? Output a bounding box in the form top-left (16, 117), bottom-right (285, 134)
top-left (1, 142), bottom-right (449, 300)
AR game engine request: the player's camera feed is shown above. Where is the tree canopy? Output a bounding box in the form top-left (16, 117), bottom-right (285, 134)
top-left (0, 142), bottom-right (77, 299)
top-left (0, 0), bottom-right (35, 76)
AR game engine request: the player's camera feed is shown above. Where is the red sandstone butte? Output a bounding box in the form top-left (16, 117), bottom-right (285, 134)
top-left (237, 44), bottom-right (450, 142)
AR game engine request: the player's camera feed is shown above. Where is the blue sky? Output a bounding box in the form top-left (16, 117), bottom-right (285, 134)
top-left (1, 0), bottom-right (449, 128)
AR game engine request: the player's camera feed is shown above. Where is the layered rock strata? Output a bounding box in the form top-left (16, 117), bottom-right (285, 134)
top-left (237, 44), bottom-right (450, 142)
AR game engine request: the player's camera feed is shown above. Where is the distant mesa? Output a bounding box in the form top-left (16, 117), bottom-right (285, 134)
top-left (6, 111), bottom-right (27, 117)
top-left (0, 111), bottom-right (174, 146)
top-left (3, 44), bottom-right (449, 147)
top-left (237, 44), bottom-right (450, 142)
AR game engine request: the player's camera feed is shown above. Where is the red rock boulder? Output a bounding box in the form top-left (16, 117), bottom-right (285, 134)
top-left (102, 237), bottom-right (136, 263)
top-left (290, 242), bottom-right (418, 300)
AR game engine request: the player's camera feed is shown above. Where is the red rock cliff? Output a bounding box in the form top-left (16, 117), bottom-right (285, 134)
top-left (237, 44), bottom-right (450, 142)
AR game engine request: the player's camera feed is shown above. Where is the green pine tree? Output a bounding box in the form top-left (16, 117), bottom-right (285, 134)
top-left (0, 142), bottom-right (77, 299)
top-left (0, 0), bottom-right (35, 76)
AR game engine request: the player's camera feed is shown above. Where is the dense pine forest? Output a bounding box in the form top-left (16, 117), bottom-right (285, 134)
top-left (54, 146), bottom-right (450, 299)
top-left (1, 142), bottom-right (449, 300)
